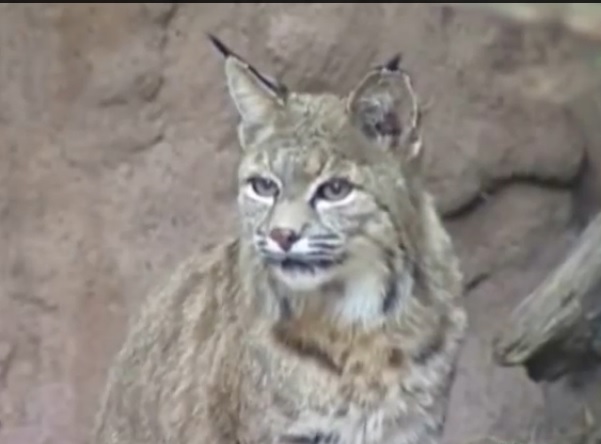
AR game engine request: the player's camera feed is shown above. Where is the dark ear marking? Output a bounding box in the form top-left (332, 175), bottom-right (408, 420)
top-left (207, 33), bottom-right (288, 99)
top-left (346, 51), bottom-right (423, 160)
top-left (375, 110), bottom-right (402, 139)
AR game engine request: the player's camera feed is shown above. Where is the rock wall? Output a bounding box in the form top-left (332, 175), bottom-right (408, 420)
top-left (1, 4), bottom-right (600, 444)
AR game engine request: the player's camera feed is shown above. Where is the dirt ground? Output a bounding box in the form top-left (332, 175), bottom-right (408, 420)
top-left (1, 4), bottom-right (600, 444)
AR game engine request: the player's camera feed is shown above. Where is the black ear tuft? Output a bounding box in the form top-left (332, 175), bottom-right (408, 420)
top-left (207, 32), bottom-right (244, 60)
top-left (383, 53), bottom-right (403, 72)
top-left (207, 33), bottom-right (236, 59)
top-left (207, 33), bottom-right (288, 98)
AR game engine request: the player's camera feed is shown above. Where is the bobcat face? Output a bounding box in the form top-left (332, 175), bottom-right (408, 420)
top-left (212, 36), bottom-right (424, 292)
top-left (237, 129), bottom-right (394, 291)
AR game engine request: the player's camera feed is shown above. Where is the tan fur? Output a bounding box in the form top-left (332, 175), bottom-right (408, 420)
top-left (92, 38), bottom-right (467, 444)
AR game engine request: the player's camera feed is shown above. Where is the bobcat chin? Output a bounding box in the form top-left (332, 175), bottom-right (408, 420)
top-left (92, 35), bottom-right (467, 444)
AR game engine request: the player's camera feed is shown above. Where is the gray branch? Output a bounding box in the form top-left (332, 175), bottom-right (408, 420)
top-left (494, 211), bottom-right (601, 369)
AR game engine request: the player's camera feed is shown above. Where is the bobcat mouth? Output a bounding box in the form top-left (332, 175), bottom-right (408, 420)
top-left (265, 256), bottom-right (342, 273)
top-left (262, 254), bottom-right (347, 290)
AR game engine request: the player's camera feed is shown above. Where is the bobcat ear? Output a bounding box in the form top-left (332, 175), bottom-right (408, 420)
top-left (208, 34), bottom-right (288, 147)
top-left (346, 54), bottom-right (423, 163)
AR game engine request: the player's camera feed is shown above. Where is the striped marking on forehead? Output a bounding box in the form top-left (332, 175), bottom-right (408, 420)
top-left (270, 146), bottom-right (330, 186)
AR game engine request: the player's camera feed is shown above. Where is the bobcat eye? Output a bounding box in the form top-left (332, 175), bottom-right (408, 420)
top-left (248, 176), bottom-right (279, 198)
top-left (315, 178), bottom-right (354, 202)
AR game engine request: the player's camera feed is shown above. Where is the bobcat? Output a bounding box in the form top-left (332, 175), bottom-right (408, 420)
top-left (92, 35), bottom-right (467, 444)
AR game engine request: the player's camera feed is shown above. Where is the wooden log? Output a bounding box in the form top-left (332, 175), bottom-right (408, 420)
top-left (493, 211), bottom-right (601, 377)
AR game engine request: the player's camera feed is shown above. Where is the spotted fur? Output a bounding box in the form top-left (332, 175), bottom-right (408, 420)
top-left (92, 36), bottom-right (467, 444)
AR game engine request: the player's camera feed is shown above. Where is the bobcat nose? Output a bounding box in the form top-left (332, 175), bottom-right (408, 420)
top-left (268, 228), bottom-right (300, 252)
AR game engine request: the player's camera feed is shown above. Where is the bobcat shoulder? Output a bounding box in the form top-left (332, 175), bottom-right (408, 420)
top-left (92, 36), bottom-right (467, 444)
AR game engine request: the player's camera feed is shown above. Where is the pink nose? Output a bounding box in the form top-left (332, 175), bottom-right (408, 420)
top-left (268, 228), bottom-right (300, 251)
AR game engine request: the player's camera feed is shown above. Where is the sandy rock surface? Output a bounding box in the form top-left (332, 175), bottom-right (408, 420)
top-left (1, 4), bottom-right (600, 443)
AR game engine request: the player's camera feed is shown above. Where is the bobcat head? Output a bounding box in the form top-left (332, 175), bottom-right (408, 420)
top-left (210, 35), bottom-right (426, 300)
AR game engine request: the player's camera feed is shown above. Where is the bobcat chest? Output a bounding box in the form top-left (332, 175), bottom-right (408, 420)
top-left (240, 323), bottom-right (421, 444)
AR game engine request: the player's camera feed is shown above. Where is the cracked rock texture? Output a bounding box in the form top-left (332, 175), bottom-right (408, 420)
top-left (1, 4), bottom-right (600, 444)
